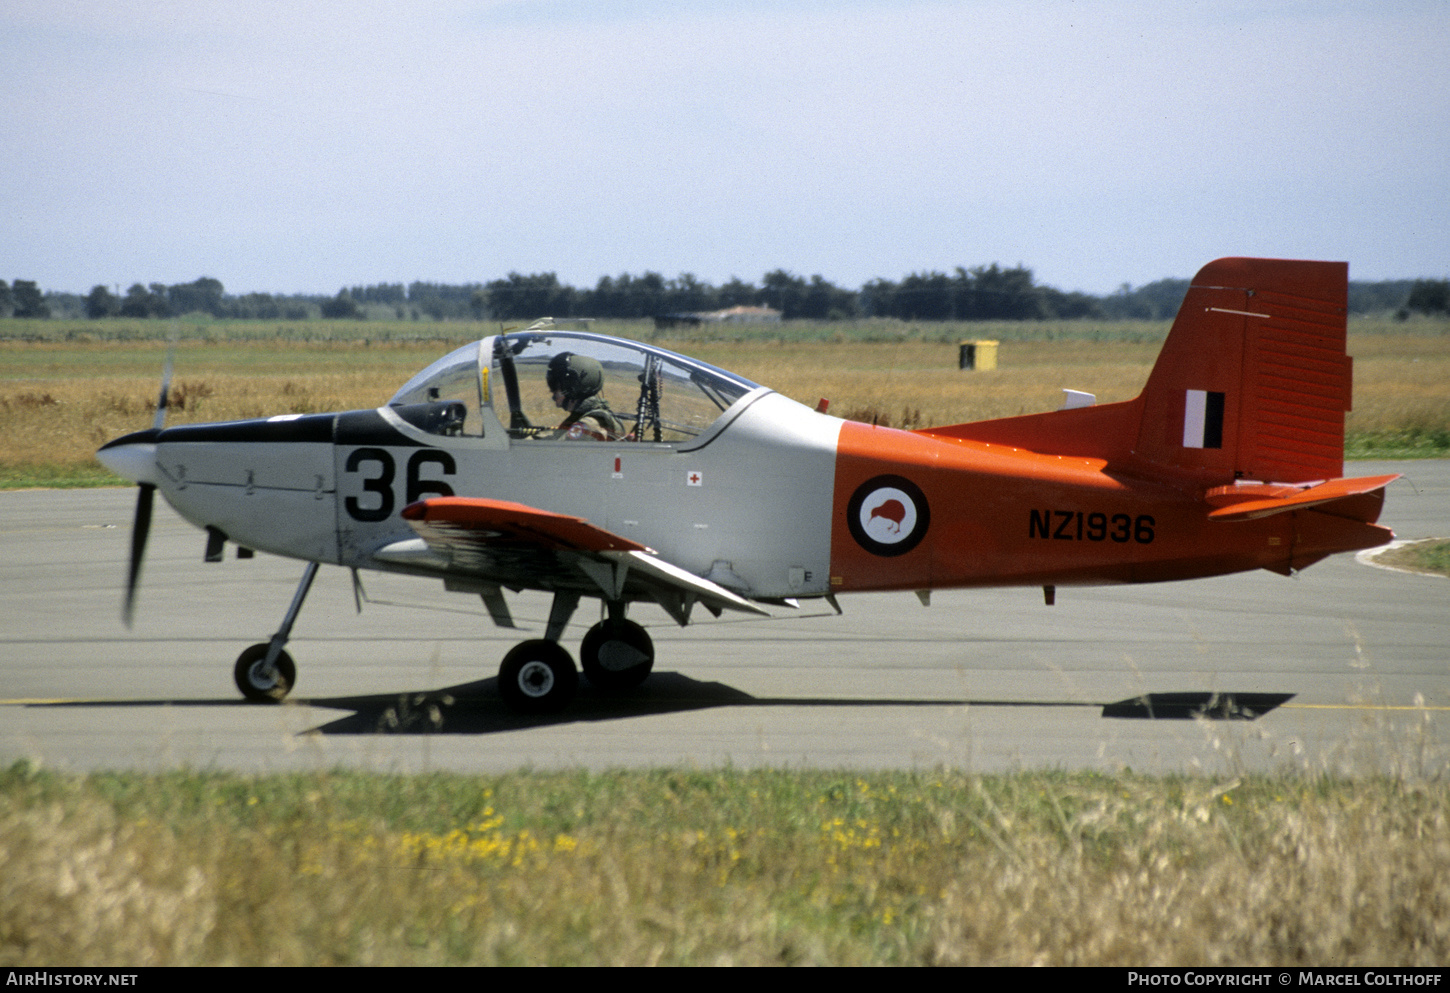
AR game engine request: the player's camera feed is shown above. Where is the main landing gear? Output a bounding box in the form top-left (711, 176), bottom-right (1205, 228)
top-left (496, 595), bottom-right (655, 714)
top-left (499, 619), bottom-right (656, 713)
top-left (230, 571), bottom-right (656, 715)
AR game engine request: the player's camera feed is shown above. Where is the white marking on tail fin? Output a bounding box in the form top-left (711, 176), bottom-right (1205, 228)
top-left (1184, 390), bottom-right (1208, 448)
top-left (1183, 389), bottom-right (1225, 449)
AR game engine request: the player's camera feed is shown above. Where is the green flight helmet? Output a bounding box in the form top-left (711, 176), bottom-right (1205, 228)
top-left (546, 352), bottom-right (605, 401)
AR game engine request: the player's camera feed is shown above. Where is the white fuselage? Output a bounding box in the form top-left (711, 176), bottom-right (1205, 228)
top-left (147, 390), bottom-right (843, 601)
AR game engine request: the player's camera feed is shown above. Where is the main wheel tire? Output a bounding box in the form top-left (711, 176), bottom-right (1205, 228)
top-left (498, 640), bottom-right (578, 714)
top-left (234, 643), bottom-right (296, 703)
top-left (580, 619), bottom-right (654, 691)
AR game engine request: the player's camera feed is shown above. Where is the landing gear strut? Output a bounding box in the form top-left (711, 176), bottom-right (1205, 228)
top-left (234, 561), bottom-right (317, 703)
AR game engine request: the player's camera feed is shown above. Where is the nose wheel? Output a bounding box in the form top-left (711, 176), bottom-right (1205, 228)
top-left (234, 644), bottom-right (296, 703)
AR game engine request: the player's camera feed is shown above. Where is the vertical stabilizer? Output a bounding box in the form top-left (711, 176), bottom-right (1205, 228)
top-left (1136, 257), bottom-right (1350, 484)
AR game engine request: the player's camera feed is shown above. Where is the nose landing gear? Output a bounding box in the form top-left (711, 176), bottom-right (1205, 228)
top-left (232, 561), bottom-right (317, 704)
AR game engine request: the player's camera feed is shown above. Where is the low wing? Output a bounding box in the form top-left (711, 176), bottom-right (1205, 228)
top-left (385, 496), bottom-right (768, 624)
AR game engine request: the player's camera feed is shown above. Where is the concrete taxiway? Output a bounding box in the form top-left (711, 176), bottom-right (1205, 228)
top-left (1, 459), bottom-right (1445, 776)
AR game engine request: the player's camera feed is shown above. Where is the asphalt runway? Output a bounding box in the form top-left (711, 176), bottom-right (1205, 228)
top-left (2, 459), bottom-right (1446, 776)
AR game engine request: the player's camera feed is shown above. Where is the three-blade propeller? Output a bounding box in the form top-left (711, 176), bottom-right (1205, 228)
top-left (122, 348), bottom-right (172, 627)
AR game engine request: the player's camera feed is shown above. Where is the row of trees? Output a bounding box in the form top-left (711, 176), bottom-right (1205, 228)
top-left (78, 278), bottom-right (316, 321)
top-left (474, 266), bottom-right (1178, 321)
top-left (1405, 278), bottom-right (1450, 316)
top-left (6, 272), bottom-right (1447, 322)
top-left (0, 280), bottom-right (51, 318)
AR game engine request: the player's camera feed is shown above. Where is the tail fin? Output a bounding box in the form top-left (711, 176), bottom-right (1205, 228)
top-left (922, 257), bottom-right (1352, 485)
top-left (1136, 257), bottom-right (1350, 483)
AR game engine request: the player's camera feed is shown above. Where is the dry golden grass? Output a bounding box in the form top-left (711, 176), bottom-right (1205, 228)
top-left (698, 339), bottom-right (1160, 427)
top-left (0, 373), bottom-right (389, 485)
top-left (0, 339), bottom-right (440, 485)
top-left (1, 327), bottom-right (1446, 486)
top-left (1343, 336), bottom-right (1450, 433)
top-left (3, 765), bottom-right (1447, 966)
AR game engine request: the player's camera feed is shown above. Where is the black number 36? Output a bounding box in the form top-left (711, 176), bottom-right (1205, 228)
top-left (344, 448), bottom-right (455, 522)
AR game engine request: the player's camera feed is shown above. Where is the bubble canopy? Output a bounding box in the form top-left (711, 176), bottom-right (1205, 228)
top-left (388, 330), bottom-right (761, 441)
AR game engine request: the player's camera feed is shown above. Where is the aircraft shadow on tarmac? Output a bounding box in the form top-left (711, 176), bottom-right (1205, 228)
top-left (28, 674), bottom-right (1293, 734)
top-left (297, 676), bottom-right (1296, 735)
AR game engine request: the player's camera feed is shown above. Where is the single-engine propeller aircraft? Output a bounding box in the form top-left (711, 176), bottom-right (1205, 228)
top-left (98, 258), bottom-right (1398, 713)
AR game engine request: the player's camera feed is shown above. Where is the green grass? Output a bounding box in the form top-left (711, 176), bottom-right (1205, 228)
top-left (0, 464), bottom-right (121, 489)
top-left (1344, 427), bottom-right (1450, 460)
top-left (1415, 541), bottom-right (1450, 575)
top-left (3, 761), bottom-right (1447, 966)
top-left (1374, 539), bottom-right (1450, 578)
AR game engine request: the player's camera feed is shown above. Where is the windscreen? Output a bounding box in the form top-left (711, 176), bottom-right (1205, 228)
top-left (388, 341), bottom-right (484, 436)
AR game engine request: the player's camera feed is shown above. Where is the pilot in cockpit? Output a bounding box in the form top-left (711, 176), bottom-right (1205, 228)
top-left (547, 352), bottom-right (625, 441)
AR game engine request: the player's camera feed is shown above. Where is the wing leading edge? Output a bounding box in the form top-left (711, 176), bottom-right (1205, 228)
top-left (393, 496), bottom-right (768, 624)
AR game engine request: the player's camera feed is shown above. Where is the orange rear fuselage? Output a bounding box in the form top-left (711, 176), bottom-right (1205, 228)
top-left (828, 418), bottom-right (1391, 594)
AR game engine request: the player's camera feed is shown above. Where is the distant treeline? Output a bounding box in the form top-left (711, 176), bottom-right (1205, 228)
top-left (4, 269), bottom-right (1446, 323)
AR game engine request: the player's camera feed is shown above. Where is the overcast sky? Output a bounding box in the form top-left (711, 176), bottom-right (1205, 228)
top-left (4, 0), bottom-right (1447, 298)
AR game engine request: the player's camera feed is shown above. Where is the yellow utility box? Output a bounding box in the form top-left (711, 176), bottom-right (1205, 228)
top-left (958, 339), bottom-right (998, 371)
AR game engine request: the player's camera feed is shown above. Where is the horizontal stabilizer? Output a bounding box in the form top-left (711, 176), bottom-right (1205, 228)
top-left (1205, 474), bottom-right (1398, 521)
